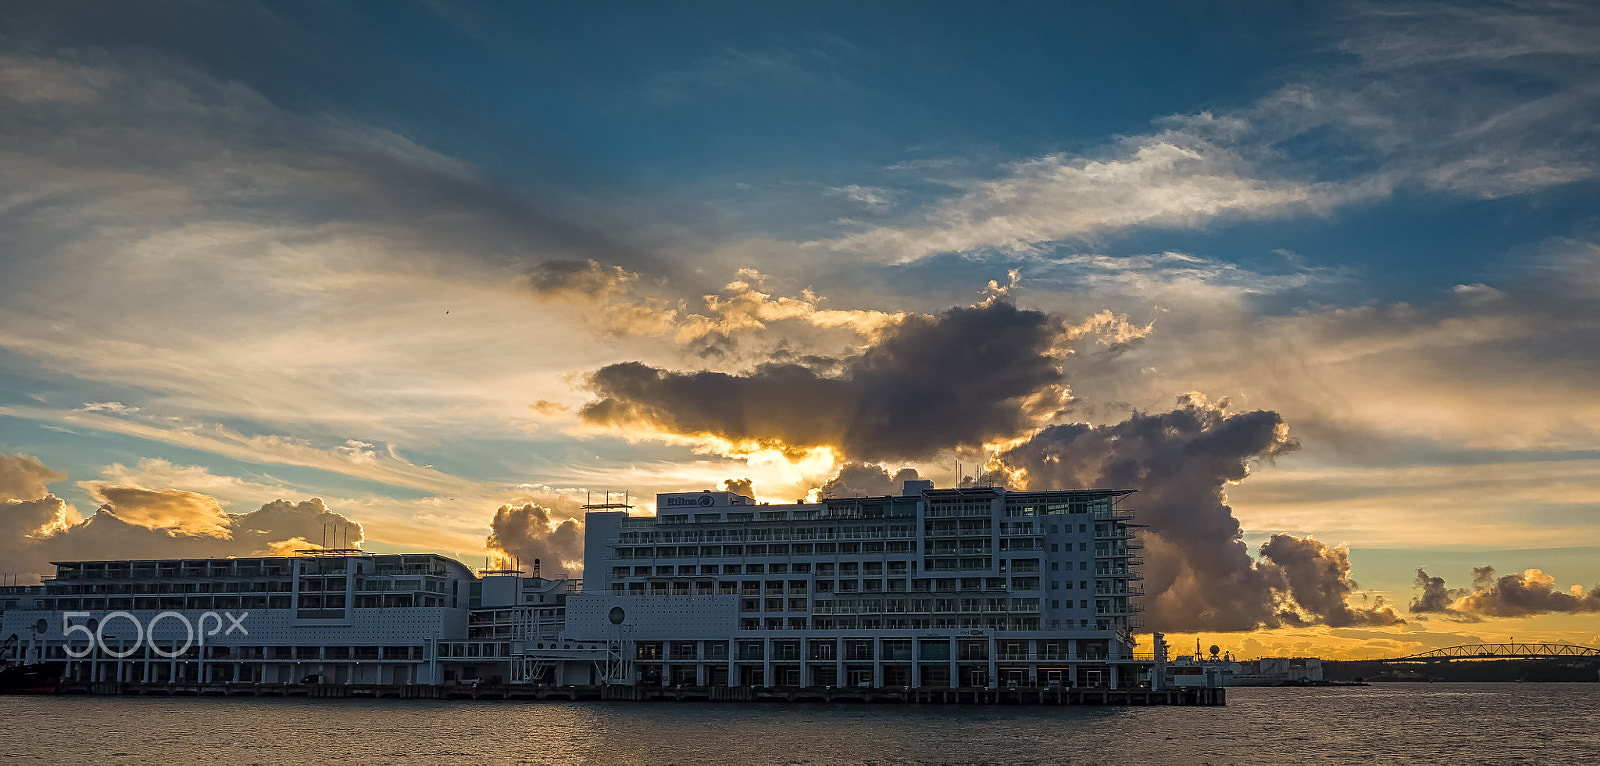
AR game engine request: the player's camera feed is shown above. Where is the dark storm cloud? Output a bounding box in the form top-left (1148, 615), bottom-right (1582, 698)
top-left (820, 464), bottom-right (922, 498)
top-left (1412, 565), bottom-right (1600, 619)
top-left (581, 300), bottom-right (1072, 461)
top-left (991, 397), bottom-right (1297, 631)
top-left (989, 398), bottom-right (1401, 631)
top-left (485, 503), bottom-right (583, 575)
top-left (721, 478), bottom-right (756, 500)
top-left (1409, 568), bottom-right (1475, 621)
top-left (1257, 533), bottom-right (1404, 627)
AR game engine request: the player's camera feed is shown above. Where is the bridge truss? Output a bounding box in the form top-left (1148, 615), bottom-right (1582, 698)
top-left (1385, 643), bottom-right (1600, 662)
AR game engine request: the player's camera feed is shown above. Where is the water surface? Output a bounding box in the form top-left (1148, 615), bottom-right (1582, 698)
top-left (4, 683), bottom-right (1596, 764)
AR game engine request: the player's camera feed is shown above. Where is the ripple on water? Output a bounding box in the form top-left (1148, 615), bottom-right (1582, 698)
top-left (1, 684), bottom-right (1597, 765)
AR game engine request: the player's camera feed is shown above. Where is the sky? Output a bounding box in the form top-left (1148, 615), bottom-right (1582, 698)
top-left (2, 1), bottom-right (1598, 659)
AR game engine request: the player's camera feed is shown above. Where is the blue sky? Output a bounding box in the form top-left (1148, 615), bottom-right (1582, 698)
top-left (2, 1), bottom-right (1599, 655)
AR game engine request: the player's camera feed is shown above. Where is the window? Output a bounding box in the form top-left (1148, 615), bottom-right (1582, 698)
top-left (1079, 542), bottom-right (1087, 552)
top-left (1050, 581), bottom-right (1059, 590)
top-left (1052, 600), bottom-right (1059, 609)
top-left (1051, 562), bottom-right (1059, 571)
top-left (1050, 544), bottom-right (1058, 552)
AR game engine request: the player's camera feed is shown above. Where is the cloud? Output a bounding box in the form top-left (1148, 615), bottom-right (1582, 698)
top-left (78, 401), bottom-right (140, 415)
top-left (2, 493), bottom-right (365, 579)
top-left (803, 3), bottom-right (1600, 263)
top-left (819, 463), bottom-right (921, 499)
top-left (485, 502), bottom-right (583, 574)
top-left (820, 138), bottom-right (1365, 264)
top-left (989, 395), bottom-right (1300, 630)
top-left (0, 453), bottom-right (67, 502)
top-left (580, 299), bottom-right (1073, 461)
top-left (526, 258), bottom-right (639, 297)
top-left (0, 495), bottom-right (75, 569)
top-left (1340, 1), bottom-right (1600, 71)
top-left (87, 484), bottom-right (233, 538)
top-left (0, 406), bottom-right (486, 496)
top-left (1413, 565), bottom-right (1600, 619)
top-left (640, 43), bottom-right (851, 104)
top-left (0, 46), bottom-right (691, 459)
top-left (827, 184), bottom-right (897, 212)
top-left (674, 269), bottom-right (906, 343)
top-left (0, 54), bottom-right (105, 104)
top-left (1258, 533), bottom-right (1404, 627)
top-left (0, 456), bottom-right (368, 578)
top-left (1409, 568), bottom-right (1477, 622)
top-left (720, 477), bottom-right (755, 500)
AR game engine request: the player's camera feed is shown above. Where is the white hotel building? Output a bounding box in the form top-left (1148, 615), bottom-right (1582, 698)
top-left (3, 482), bottom-right (1152, 691)
top-left (536, 481), bottom-right (1150, 690)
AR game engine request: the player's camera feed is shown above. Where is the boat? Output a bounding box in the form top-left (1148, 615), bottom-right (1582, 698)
top-left (0, 633), bottom-right (64, 694)
top-left (0, 661), bottom-right (65, 695)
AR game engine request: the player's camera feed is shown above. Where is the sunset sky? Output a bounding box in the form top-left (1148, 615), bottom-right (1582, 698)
top-left (2, 1), bottom-right (1598, 658)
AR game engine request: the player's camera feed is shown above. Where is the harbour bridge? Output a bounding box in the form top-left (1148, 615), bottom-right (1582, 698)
top-left (1382, 643), bottom-right (1600, 662)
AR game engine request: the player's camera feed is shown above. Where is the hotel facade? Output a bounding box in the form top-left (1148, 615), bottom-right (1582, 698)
top-left (3, 482), bottom-right (1153, 690)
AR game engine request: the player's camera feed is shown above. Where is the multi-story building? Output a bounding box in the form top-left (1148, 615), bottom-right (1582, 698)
top-left (3, 481), bottom-right (1152, 691)
top-left (1, 552), bottom-right (479, 686)
top-left (532, 480), bottom-right (1149, 689)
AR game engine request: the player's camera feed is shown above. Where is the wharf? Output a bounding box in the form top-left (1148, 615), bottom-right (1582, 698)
top-left (54, 681), bottom-right (1224, 706)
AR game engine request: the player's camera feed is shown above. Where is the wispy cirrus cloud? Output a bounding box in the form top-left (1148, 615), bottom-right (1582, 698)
top-left (640, 41), bottom-right (854, 104)
top-left (802, 2), bottom-right (1600, 264)
top-left (818, 137), bottom-right (1377, 264)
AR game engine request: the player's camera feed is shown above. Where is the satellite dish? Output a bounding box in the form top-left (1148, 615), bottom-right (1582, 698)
top-left (1209, 644), bottom-right (1221, 657)
top-left (608, 607), bottom-right (626, 625)
top-left (87, 618), bottom-right (99, 632)
top-left (34, 618), bottom-right (48, 634)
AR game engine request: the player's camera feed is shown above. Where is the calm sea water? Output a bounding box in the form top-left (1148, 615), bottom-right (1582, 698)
top-left (3, 683), bottom-right (1597, 765)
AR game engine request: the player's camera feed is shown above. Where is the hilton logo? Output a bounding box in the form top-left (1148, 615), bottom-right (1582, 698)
top-left (663, 495), bottom-right (717, 508)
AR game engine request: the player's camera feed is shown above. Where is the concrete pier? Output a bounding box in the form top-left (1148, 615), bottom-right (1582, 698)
top-left (54, 681), bottom-right (1223, 706)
